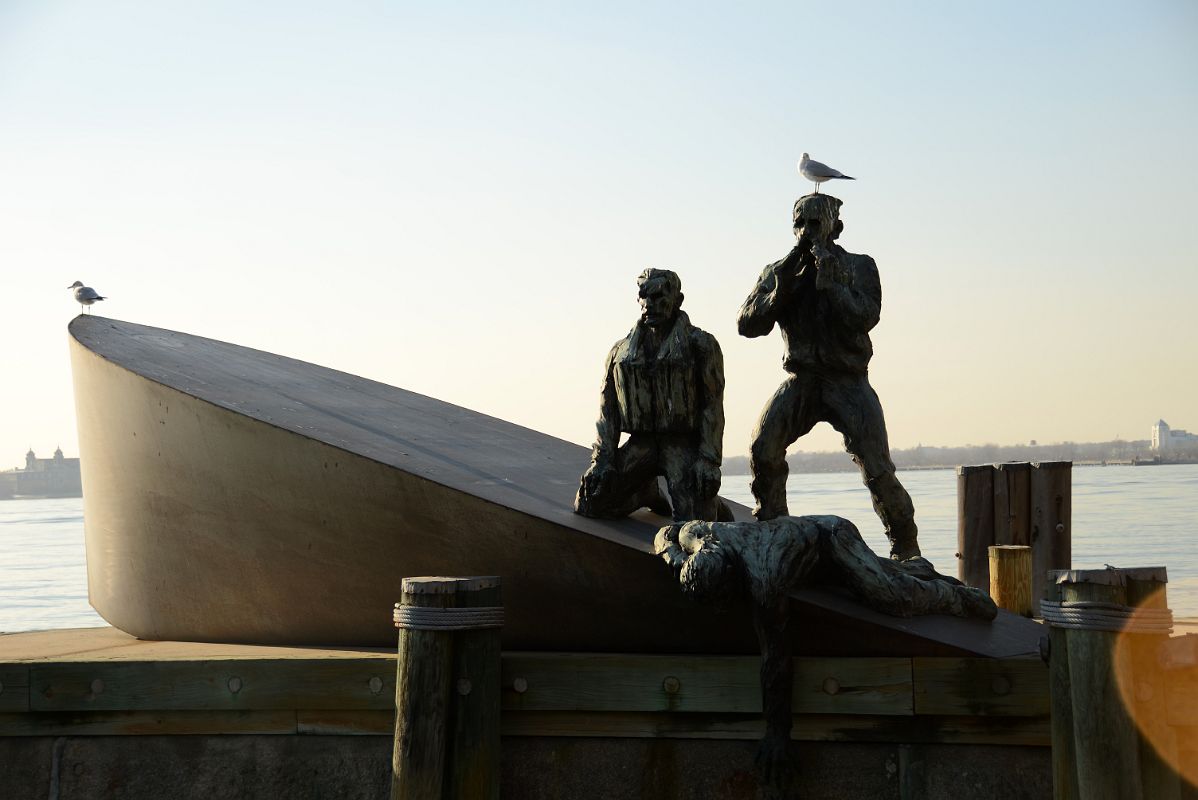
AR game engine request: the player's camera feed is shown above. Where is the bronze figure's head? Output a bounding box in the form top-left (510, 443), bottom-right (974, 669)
top-left (636, 268), bottom-right (684, 329)
top-left (792, 194), bottom-right (844, 246)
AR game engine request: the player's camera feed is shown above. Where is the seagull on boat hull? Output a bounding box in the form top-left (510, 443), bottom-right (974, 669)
top-left (68, 281), bottom-right (105, 313)
top-left (798, 153), bottom-right (855, 193)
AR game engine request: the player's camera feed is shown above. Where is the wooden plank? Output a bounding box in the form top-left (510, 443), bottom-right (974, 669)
top-left (996, 462), bottom-right (1032, 547)
top-left (10, 652), bottom-right (1050, 717)
top-left (501, 653), bottom-right (757, 713)
top-left (30, 658), bottom-right (395, 712)
top-left (501, 654), bottom-right (912, 715)
top-left (0, 706), bottom-right (1052, 746)
top-left (297, 709), bottom-right (393, 735)
top-left (0, 665), bottom-right (29, 712)
top-left (793, 657), bottom-right (912, 715)
top-left (913, 657), bottom-right (1049, 717)
top-left (795, 711), bottom-right (1049, 746)
top-left (957, 465), bottom-right (994, 590)
top-left (499, 711), bottom-right (1050, 746)
top-left (992, 463), bottom-right (1011, 546)
top-left (1030, 461), bottom-right (1071, 616)
top-left (0, 710), bottom-right (297, 736)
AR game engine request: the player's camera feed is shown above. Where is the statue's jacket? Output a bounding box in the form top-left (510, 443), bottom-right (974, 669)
top-left (592, 311), bottom-right (724, 467)
top-left (738, 245), bottom-right (882, 375)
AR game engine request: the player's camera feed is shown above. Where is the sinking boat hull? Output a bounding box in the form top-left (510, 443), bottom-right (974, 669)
top-left (69, 317), bottom-right (1042, 656)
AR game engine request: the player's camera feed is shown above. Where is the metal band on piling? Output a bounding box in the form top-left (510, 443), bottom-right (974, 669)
top-left (1040, 599), bottom-right (1173, 634)
top-left (393, 604), bottom-right (505, 630)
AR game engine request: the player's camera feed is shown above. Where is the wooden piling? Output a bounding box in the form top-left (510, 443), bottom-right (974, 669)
top-left (391, 577), bottom-right (460, 800)
top-left (445, 576), bottom-right (502, 800)
top-left (994, 462), bottom-right (1031, 547)
top-left (1122, 569), bottom-right (1181, 800)
top-left (957, 465), bottom-right (994, 590)
top-left (959, 461), bottom-right (1070, 611)
top-left (1045, 574), bottom-right (1078, 800)
top-left (988, 546), bottom-right (1032, 617)
top-left (1060, 569), bottom-right (1143, 800)
top-left (1030, 462), bottom-right (1071, 616)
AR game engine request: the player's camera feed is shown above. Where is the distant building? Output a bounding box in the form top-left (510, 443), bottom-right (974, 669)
top-left (0, 447), bottom-right (83, 499)
top-left (1151, 420), bottom-right (1198, 452)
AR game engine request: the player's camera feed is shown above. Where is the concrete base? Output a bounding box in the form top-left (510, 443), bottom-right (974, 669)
top-left (2, 736), bottom-right (1053, 800)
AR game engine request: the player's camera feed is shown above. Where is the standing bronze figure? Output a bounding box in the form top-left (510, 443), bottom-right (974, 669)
top-left (575, 269), bottom-right (728, 522)
top-left (738, 194), bottom-right (920, 560)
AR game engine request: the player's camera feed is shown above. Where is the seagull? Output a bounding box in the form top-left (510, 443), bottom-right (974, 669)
top-left (68, 281), bottom-right (106, 313)
top-left (798, 153), bottom-right (855, 193)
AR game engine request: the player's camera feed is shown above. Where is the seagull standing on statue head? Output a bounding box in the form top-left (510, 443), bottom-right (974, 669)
top-left (798, 153), bottom-right (855, 193)
top-left (68, 281), bottom-right (105, 313)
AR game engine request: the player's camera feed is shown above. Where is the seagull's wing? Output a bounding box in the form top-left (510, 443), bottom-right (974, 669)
top-left (77, 287), bottom-right (102, 301)
top-left (803, 158), bottom-right (845, 179)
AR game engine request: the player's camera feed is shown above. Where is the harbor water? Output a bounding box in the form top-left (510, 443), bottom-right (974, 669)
top-left (1, 463), bottom-right (1195, 634)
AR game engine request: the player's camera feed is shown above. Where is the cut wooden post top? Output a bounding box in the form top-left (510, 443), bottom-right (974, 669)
top-left (1048, 567), bottom-right (1168, 586)
top-left (957, 461), bottom-right (1072, 474)
top-left (990, 545), bottom-right (1032, 553)
top-left (401, 576), bottom-right (501, 594)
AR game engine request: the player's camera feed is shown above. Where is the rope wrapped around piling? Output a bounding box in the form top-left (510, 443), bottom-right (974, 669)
top-left (392, 604), bottom-right (505, 631)
top-left (1040, 599), bottom-right (1173, 634)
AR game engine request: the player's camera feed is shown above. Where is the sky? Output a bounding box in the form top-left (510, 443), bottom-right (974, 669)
top-left (1, 0), bottom-right (1195, 466)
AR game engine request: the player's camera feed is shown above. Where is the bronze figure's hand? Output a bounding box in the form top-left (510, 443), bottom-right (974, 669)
top-left (772, 248), bottom-right (808, 294)
top-left (812, 243), bottom-right (837, 288)
top-left (581, 462), bottom-right (612, 499)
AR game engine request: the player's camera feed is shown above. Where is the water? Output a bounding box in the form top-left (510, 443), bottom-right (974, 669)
top-left (1, 464), bottom-right (1195, 633)
top-left (0, 497), bottom-right (106, 633)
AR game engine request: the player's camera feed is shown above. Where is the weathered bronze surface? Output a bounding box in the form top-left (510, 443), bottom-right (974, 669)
top-left (738, 194), bottom-right (919, 560)
top-left (576, 269), bottom-right (728, 522)
top-left (656, 515), bottom-right (995, 798)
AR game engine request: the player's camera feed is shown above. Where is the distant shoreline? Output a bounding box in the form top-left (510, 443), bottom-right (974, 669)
top-left (721, 459), bottom-right (1198, 477)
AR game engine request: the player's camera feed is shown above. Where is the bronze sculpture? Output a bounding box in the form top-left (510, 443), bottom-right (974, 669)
top-left (656, 516), bottom-right (994, 798)
top-left (738, 194), bottom-right (920, 560)
top-left (575, 269), bottom-right (728, 522)
top-left (654, 516), bottom-right (994, 621)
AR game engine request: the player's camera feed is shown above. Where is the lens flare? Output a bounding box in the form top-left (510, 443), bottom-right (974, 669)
top-left (1112, 587), bottom-right (1197, 789)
